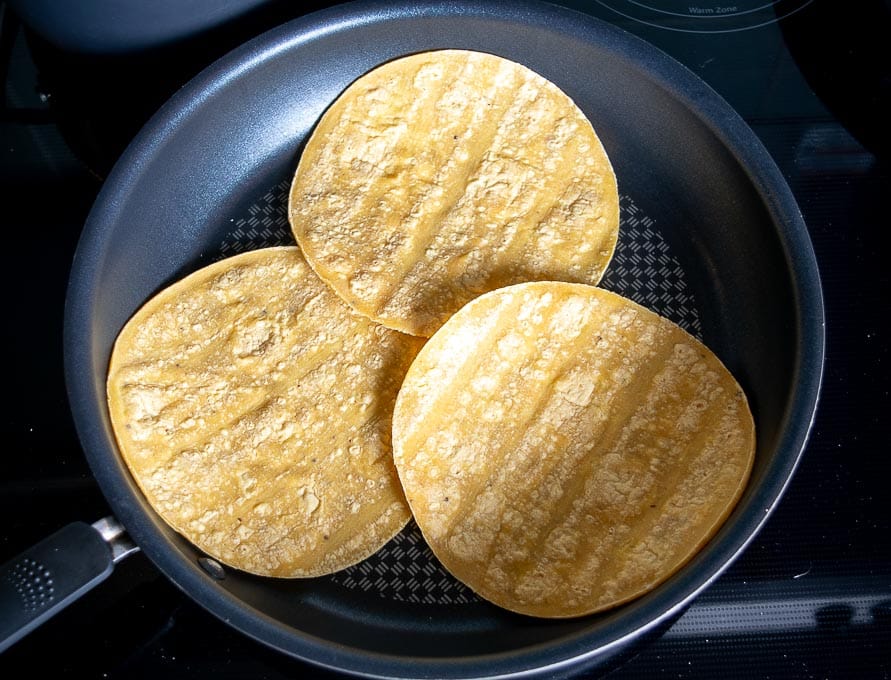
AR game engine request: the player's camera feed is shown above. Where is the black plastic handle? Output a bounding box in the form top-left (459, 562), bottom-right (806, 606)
top-left (0, 522), bottom-right (114, 652)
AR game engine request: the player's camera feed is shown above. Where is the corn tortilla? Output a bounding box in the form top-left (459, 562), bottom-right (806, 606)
top-left (107, 247), bottom-right (424, 577)
top-left (289, 49), bottom-right (620, 337)
top-left (392, 282), bottom-right (755, 617)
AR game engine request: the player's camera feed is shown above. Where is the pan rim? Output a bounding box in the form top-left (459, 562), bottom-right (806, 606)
top-left (63, 0), bottom-right (825, 677)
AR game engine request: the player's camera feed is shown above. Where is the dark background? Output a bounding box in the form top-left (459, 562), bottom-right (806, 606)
top-left (1, 1), bottom-right (888, 677)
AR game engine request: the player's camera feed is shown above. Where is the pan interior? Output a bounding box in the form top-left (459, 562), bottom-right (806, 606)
top-left (67, 2), bottom-right (816, 674)
top-left (206, 181), bottom-right (704, 638)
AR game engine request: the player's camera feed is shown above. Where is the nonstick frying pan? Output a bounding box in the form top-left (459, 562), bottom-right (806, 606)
top-left (0, 1), bottom-right (824, 676)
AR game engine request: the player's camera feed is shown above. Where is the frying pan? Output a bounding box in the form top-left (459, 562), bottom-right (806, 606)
top-left (0, 1), bottom-right (824, 676)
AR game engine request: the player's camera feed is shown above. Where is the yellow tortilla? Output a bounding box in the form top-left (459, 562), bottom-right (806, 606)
top-left (392, 282), bottom-right (755, 617)
top-left (289, 49), bottom-right (619, 337)
top-left (107, 247), bottom-right (424, 577)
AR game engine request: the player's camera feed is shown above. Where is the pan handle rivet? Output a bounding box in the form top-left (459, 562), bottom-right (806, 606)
top-left (198, 557), bottom-right (226, 580)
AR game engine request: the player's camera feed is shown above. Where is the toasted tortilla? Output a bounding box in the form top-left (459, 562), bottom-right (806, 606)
top-left (289, 49), bottom-right (619, 336)
top-left (107, 247), bottom-right (423, 577)
top-left (392, 282), bottom-right (755, 617)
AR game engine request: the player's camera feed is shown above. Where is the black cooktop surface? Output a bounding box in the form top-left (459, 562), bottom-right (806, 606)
top-left (1, 1), bottom-right (888, 677)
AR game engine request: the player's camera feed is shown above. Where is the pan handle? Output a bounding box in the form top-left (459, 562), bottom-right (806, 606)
top-left (0, 517), bottom-right (138, 653)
